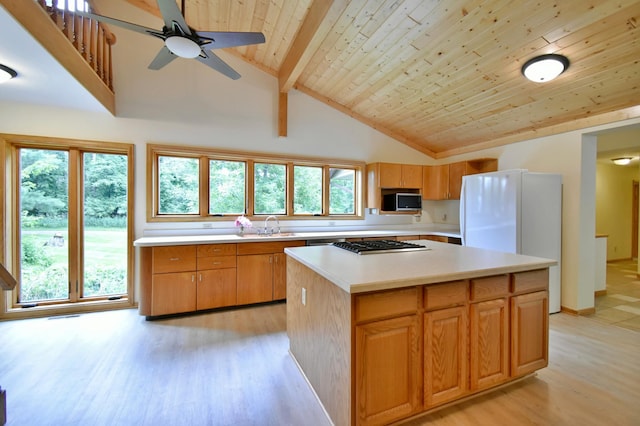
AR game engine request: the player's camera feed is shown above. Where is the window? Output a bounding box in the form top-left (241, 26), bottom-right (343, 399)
top-left (148, 144), bottom-right (364, 221)
top-left (158, 155), bottom-right (199, 215)
top-left (329, 168), bottom-right (356, 214)
top-left (254, 163), bottom-right (286, 215)
top-left (294, 165), bottom-right (323, 215)
top-left (209, 159), bottom-right (246, 215)
top-left (2, 135), bottom-right (134, 313)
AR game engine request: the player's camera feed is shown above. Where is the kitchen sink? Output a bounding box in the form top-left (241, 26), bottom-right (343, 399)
top-left (245, 232), bottom-right (298, 238)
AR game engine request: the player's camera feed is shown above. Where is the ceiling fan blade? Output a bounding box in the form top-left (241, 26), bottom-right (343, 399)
top-left (157, 0), bottom-right (192, 35)
top-left (195, 31), bottom-right (266, 49)
top-left (148, 46), bottom-right (178, 70)
top-left (74, 10), bottom-right (161, 38)
top-left (196, 51), bottom-right (241, 80)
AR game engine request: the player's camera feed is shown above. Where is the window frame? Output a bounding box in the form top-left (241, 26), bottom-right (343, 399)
top-left (147, 144), bottom-right (365, 222)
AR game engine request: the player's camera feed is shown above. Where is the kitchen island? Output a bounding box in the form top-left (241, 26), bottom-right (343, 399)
top-left (285, 240), bottom-right (555, 426)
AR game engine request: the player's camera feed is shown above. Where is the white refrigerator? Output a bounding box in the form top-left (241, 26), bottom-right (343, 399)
top-left (460, 169), bottom-right (562, 313)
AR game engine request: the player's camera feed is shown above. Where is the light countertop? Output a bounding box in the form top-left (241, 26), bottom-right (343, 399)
top-left (284, 240), bottom-right (556, 294)
top-left (133, 228), bottom-right (460, 247)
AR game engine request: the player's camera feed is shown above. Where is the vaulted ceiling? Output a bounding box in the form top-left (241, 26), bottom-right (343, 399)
top-left (4, 1), bottom-right (640, 158)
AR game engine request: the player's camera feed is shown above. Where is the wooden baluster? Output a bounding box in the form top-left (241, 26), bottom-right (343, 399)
top-left (90, 18), bottom-right (97, 71)
top-left (73, 13), bottom-right (81, 51)
top-left (63, 3), bottom-right (73, 43)
top-left (104, 35), bottom-right (112, 90)
top-left (97, 27), bottom-right (103, 80)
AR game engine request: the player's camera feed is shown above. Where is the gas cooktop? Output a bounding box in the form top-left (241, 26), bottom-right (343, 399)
top-left (332, 239), bottom-right (430, 255)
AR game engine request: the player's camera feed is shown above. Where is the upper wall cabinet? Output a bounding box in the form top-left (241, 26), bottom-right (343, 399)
top-left (369, 163), bottom-right (423, 189)
top-left (367, 162), bottom-right (423, 211)
top-left (423, 159), bottom-right (497, 200)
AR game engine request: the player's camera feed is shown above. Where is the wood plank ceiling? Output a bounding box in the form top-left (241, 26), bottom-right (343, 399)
top-left (124, 0), bottom-right (640, 158)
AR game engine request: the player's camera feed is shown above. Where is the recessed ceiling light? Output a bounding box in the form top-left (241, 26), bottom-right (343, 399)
top-left (521, 54), bottom-right (569, 83)
top-left (0, 64), bottom-right (17, 83)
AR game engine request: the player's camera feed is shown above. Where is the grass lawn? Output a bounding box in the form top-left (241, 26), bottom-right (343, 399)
top-left (20, 227), bottom-right (128, 301)
top-left (21, 227), bottom-right (127, 268)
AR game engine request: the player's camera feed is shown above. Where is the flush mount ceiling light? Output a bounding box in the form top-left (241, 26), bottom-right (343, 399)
top-left (521, 54), bottom-right (569, 83)
top-left (612, 157), bottom-right (634, 166)
top-left (0, 64), bottom-right (17, 83)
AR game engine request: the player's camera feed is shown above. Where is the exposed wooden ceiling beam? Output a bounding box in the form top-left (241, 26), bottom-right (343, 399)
top-left (278, 0), bottom-right (335, 93)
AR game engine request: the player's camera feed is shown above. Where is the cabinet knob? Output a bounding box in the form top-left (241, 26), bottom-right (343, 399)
top-left (170, 257), bottom-right (179, 261)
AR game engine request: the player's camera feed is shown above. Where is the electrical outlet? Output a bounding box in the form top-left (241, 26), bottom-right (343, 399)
top-left (301, 288), bottom-right (307, 306)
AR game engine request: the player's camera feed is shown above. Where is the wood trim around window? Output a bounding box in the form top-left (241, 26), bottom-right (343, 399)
top-left (147, 143), bottom-right (365, 222)
top-left (0, 133), bottom-right (136, 319)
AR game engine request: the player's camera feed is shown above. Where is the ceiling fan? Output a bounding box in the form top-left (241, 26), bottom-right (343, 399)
top-left (75, 0), bottom-right (265, 80)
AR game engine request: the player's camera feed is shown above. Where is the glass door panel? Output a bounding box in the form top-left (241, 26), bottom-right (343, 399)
top-left (82, 152), bottom-right (128, 297)
top-left (19, 148), bottom-right (70, 302)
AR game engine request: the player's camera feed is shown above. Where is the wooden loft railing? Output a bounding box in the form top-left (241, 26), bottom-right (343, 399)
top-left (35, 0), bottom-right (116, 92)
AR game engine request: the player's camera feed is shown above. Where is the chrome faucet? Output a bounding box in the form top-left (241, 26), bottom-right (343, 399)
top-left (263, 215), bottom-right (280, 236)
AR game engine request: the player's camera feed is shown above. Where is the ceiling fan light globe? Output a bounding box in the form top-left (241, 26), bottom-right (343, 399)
top-left (165, 36), bottom-right (201, 58)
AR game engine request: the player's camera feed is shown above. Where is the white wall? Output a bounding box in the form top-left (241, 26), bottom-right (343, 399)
top-left (596, 162), bottom-right (638, 260)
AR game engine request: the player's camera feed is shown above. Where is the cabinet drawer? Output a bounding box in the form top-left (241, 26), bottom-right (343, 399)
top-left (470, 275), bottom-right (510, 302)
top-left (197, 244), bottom-right (236, 257)
top-left (512, 269), bottom-right (549, 294)
top-left (197, 255), bottom-right (237, 270)
top-left (424, 281), bottom-right (468, 310)
top-left (355, 287), bottom-right (418, 323)
top-left (152, 245), bottom-right (196, 274)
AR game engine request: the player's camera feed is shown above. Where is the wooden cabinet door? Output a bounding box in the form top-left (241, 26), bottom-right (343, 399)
top-left (272, 253), bottom-right (287, 300)
top-left (447, 162), bottom-right (467, 200)
top-left (151, 271), bottom-right (196, 316)
top-left (355, 315), bottom-right (420, 426)
top-left (402, 164), bottom-right (423, 189)
top-left (422, 165), bottom-right (448, 200)
top-left (470, 298), bottom-right (509, 391)
top-left (511, 291), bottom-right (548, 377)
top-left (424, 306), bottom-right (468, 408)
top-left (197, 268), bottom-right (237, 310)
top-left (378, 163), bottom-right (402, 188)
top-left (237, 254), bottom-right (273, 305)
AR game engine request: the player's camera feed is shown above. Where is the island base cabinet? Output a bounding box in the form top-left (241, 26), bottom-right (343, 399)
top-left (470, 298), bottom-right (509, 391)
top-left (355, 315), bottom-right (421, 426)
top-left (424, 306), bottom-right (468, 408)
top-left (511, 291), bottom-right (549, 377)
top-left (151, 272), bottom-right (196, 316)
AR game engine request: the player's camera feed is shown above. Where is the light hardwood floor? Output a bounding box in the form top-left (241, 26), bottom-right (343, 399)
top-left (1, 301), bottom-right (639, 426)
top-left (590, 260), bottom-right (640, 331)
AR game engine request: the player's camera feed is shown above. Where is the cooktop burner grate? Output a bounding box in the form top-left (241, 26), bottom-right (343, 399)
top-left (332, 239), bottom-right (430, 254)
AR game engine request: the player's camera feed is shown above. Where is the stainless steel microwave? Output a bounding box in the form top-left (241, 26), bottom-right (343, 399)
top-left (383, 193), bottom-right (422, 211)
